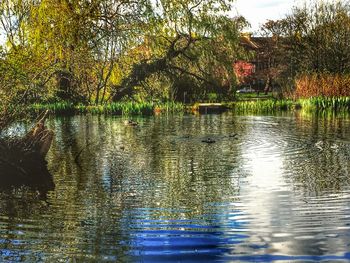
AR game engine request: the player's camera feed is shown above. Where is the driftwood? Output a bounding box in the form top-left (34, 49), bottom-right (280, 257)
top-left (24, 110), bottom-right (54, 157)
top-left (0, 110), bottom-right (54, 189)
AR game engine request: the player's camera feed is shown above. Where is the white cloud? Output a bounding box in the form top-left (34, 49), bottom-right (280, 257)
top-left (233, 0), bottom-right (298, 33)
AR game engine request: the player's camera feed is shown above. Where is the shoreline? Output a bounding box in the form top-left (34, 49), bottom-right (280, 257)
top-left (27, 97), bottom-right (350, 116)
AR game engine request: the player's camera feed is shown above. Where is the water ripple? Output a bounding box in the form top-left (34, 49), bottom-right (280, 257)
top-left (0, 113), bottom-right (350, 262)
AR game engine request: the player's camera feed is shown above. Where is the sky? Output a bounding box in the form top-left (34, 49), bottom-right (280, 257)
top-left (234, 0), bottom-right (298, 33)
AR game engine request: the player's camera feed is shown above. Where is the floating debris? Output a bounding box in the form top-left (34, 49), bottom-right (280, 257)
top-left (315, 141), bottom-right (323, 150)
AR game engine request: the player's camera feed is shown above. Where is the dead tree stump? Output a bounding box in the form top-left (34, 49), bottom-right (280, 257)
top-left (0, 111), bottom-right (55, 190)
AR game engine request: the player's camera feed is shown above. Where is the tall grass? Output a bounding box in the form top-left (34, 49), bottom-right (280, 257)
top-left (283, 73), bottom-right (350, 113)
top-left (233, 97), bottom-right (350, 113)
top-left (31, 102), bottom-right (75, 114)
top-left (28, 97), bottom-right (350, 116)
top-left (233, 99), bottom-right (295, 113)
top-left (30, 101), bottom-right (184, 116)
top-left (298, 97), bottom-right (350, 111)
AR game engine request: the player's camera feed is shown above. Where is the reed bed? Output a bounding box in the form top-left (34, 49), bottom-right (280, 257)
top-left (30, 101), bottom-right (184, 116)
top-left (233, 97), bottom-right (350, 113)
top-left (233, 99), bottom-right (295, 113)
top-left (295, 74), bottom-right (350, 98)
top-left (31, 102), bottom-right (75, 114)
top-left (298, 97), bottom-right (350, 111)
top-left (29, 97), bottom-right (350, 116)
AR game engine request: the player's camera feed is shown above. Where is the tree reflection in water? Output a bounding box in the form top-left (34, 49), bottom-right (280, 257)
top-left (0, 112), bottom-right (350, 262)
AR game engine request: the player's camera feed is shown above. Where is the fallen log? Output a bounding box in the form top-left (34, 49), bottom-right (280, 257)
top-left (0, 110), bottom-right (54, 190)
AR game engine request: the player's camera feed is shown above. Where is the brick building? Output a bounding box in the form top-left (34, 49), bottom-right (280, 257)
top-left (234, 34), bottom-right (280, 92)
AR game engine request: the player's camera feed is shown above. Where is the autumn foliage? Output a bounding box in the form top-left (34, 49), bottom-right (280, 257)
top-left (233, 60), bottom-right (255, 83)
top-left (294, 74), bottom-right (350, 98)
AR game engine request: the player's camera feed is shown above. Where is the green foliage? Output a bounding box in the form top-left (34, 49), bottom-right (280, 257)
top-left (3, 0), bottom-right (348, 121)
top-left (1, 0), bottom-right (247, 109)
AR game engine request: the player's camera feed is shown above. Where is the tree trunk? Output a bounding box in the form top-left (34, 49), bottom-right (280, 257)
top-left (0, 110), bottom-right (54, 190)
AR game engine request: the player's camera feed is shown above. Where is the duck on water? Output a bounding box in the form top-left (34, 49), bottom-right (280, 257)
top-left (202, 138), bottom-right (216, 144)
top-left (124, 120), bottom-right (139, 126)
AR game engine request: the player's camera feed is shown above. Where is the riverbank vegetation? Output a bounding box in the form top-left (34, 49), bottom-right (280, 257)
top-left (0, 0), bottom-right (350, 125)
top-left (25, 96), bottom-right (350, 116)
top-left (30, 101), bottom-right (184, 115)
top-left (233, 97), bottom-right (350, 114)
top-left (0, 0), bottom-right (250, 123)
top-left (294, 74), bottom-right (350, 98)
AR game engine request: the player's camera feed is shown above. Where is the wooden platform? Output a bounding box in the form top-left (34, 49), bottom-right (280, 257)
top-left (196, 103), bottom-right (227, 114)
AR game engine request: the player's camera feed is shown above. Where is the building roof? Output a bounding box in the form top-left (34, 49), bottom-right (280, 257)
top-left (240, 35), bottom-right (276, 51)
top-left (240, 35), bottom-right (260, 49)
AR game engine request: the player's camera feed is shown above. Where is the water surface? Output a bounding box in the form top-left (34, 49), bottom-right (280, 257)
top-left (0, 112), bottom-right (350, 262)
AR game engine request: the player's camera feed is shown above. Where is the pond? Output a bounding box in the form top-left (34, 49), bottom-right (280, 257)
top-left (0, 112), bottom-right (350, 262)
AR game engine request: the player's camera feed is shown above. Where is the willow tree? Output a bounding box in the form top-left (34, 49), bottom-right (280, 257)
top-left (0, 0), bottom-right (39, 127)
top-left (27, 0), bottom-right (153, 103)
top-left (112, 0), bottom-right (249, 101)
top-left (1, 0), bottom-right (154, 104)
top-left (1, 0), bottom-right (248, 105)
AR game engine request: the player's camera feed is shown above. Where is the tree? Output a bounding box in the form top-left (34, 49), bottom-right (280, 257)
top-left (263, 1), bottom-right (350, 77)
top-left (26, 0), bottom-right (153, 103)
top-left (1, 0), bottom-right (249, 105)
top-left (258, 20), bottom-right (289, 93)
top-left (112, 0), bottom-right (249, 101)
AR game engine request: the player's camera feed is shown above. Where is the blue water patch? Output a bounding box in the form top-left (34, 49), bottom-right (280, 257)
top-left (123, 206), bottom-right (249, 262)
